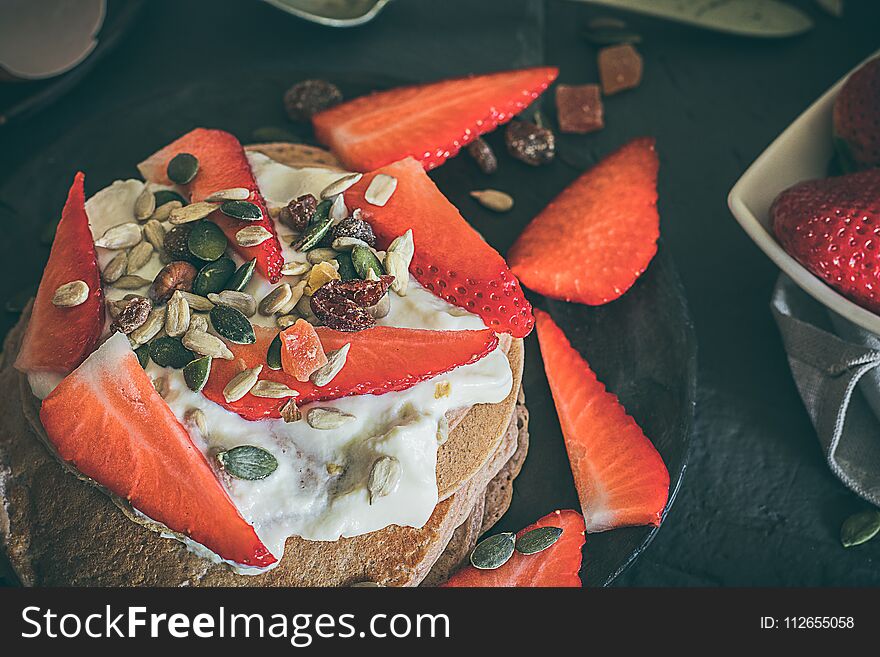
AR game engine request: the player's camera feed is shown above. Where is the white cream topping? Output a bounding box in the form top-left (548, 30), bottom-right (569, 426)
top-left (27, 152), bottom-right (513, 564)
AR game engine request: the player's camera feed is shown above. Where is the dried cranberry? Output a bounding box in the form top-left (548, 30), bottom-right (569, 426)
top-left (505, 120), bottom-right (556, 166)
top-left (280, 194), bottom-right (317, 233)
top-left (112, 296), bottom-right (152, 334)
top-left (467, 137), bottom-right (498, 174)
top-left (283, 80), bottom-right (343, 122)
top-left (331, 215), bottom-right (376, 247)
top-left (309, 276), bottom-right (394, 332)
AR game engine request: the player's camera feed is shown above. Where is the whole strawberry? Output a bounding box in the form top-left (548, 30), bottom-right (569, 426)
top-left (833, 57), bottom-right (880, 170)
top-left (772, 168), bottom-right (880, 313)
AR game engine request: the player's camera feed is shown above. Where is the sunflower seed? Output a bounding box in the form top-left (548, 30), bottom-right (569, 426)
top-left (184, 407), bottom-right (208, 435)
top-left (515, 526), bottom-right (563, 555)
top-left (152, 375), bottom-right (170, 398)
top-left (280, 398), bottom-right (302, 423)
top-left (277, 280), bottom-right (307, 315)
top-left (250, 380), bottom-right (299, 398)
top-left (368, 293), bottom-right (391, 319)
top-left (364, 174), bottom-right (397, 206)
top-left (130, 306), bottom-right (166, 345)
top-left (223, 364), bottom-right (262, 403)
top-left (218, 445), bottom-right (278, 481)
top-left (208, 290), bottom-right (257, 317)
top-left (182, 329), bottom-right (233, 360)
top-left (221, 200), bottom-right (262, 221)
top-left (179, 291), bottom-right (214, 312)
top-left (165, 290), bottom-right (191, 337)
top-left (841, 510), bottom-right (880, 547)
top-left (310, 343), bottom-right (350, 387)
top-left (102, 252), bottom-right (128, 284)
top-left (95, 222), bottom-right (142, 249)
top-left (384, 251), bottom-right (409, 296)
top-left (470, 189), bottom-right (514, 213)
top-left (276, 314), bottom-right (298, 329)
top-left (236, 225), bottom-right (272, 247)
top-left (470, 533), bottom-right (515, 570)
top-left (435, 381), bottom-right (451, 399)
top-left (205, 187), bottom-right (250, 203)
top-left (436, 414), bottom-right (449, 445)
top-left (51, 280), bottom-right (89, 307)
top-left (189, 313), bottom-right (210, 333)
top-left (306, 407), bottom-right (354, 430)
top-left (320, 173), bottom-right (363, 200)
top-left (143, 219), bottom-right (167, 252)
top-left (169, 201), bottom-right (218, 225)
top-left (126, 241), bottom-right (154, 274)
top-left (281, 261), bottom-right (311, 276)
top-left (330, 193), bottom-right (348, 222)
top-left (167, 152), bottom-right (199, 184)
top-left (367, 456), bottom-right (401, 504)
top-left (113, 275), bottom-right (152, 290)
top-left (149, 200), bottom-right (182, 222)
top-left (259, 283), bottom-right (292, 316)
top-left (134, 187), bottom-right (157, 221)
top-left (307, 248), bottom-right (338, 265)
top-left (387, 229), bottom-right (414, 264)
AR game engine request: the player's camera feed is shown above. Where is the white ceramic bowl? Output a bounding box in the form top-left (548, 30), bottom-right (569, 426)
top-left (729, 50), bottom-right (880, 335)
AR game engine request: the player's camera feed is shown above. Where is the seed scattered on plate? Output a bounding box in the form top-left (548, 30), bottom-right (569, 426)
top-left (183, 356), bottom-right (212, 392)
top-left (114, 274), bottom-right (152, 290)
top-left (150, 200), bottom-right (182, 222)
top-left (217, 445), bottom-right (278, 480)
top-left (367, 455), bottom-right (401, 504)
top-left (841, 509), bottom-right (880, 548)
top-left (259, 283), bottom-right (293, 316)
top-left (129, 306), bottom-right (166, 345)
top-left (134, 187), bottom-right (157, 222)
top-left (310, 343), bottom-right (351, 387)
top-left (182, 329), bottom-right (233, 360)
top-left (126, 240), bottom-right (154, 274)
top-left (225, 258), bottom-right (257, 292)
top-left (51, 280), bottom-right (89, 307)
top-left (143, 219), bottom-right (166, 253)
top-left (515, 526), bottom-right (563, 555)
top-left (250, 380), bottom-right (299, 398)
top-left (210, 304), bottom-right (256, 344)
top-left (165, 290), bottom-right (191, 337)
top-left (170, 201), bottom-right (218, 225)
top-left (280, 398), bottom-right (302, 423)
top-left (306, 407), bottom-right (355, 430)
top-left (236, 225), bottom-right (272, 247)
top-left (221, 200), bottom-right (263, 221)
top-left (223, 364), bottom-right (263, 403)
top-left (470, 189), bottom-right (514, 213)
top-left (436, 415), bottom-right (449, 445)
top-left (266, 332), bottom-right (283, 370)
top-left (307, 248), bottom-right (339, 265)
top-left (281, 261), bottom-right (311, 276)
top-left (470, 532), bottom-right (516, 570)
top-left (467, 138), bottom-right (498, 175)
top-left (102, 252), bottom-right (128, 284)
top-left (95, 222), bottom-right (142, 249)
top-left (320, 173), bottom-right (363, 200)
top-left (149, 336), bottom-right (195, 369)
top-left (167, 152), bottom-right (199, 185)
top-left (179, 291), bottom-right (214, 312)
top-left (205, 187), bottom-right (250, 203)
top-left (208, 290), bottom-right (257, 317)
top-left (364, 174), bottom-right (397, 206)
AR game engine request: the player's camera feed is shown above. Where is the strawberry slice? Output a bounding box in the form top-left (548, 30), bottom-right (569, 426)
top-left (442, 510), bottom-right (585, 587)
top-left (344, 157), bottom-right (534, 337)
top-left (15, 172), bottom-right (103, 375)
top-left (39, 333), bottom-right (276, 568)
top-left (203, 325), bottom-right (499, 420)
top-left (312, 67), bottom-right (558, 171)
top-left (535, 310), bottom-right (669, 532)
top-left (833, 56), bottom-right (880, 170)
top-left (508, 138), bottom-right (659, 305)
top-left (138, 128), bottom-right (284, 282)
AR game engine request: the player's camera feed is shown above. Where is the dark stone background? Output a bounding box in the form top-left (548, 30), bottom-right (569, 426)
top-left (1, 0), bottom-right (879, 585)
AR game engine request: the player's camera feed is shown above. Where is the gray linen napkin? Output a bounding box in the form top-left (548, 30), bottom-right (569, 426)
top-left (771, 274), bottom-right (880, 506)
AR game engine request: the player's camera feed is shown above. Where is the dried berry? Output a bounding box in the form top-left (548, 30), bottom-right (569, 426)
top-left (111, 296), bottom-right (152, 334)
top-left (555, 84), bottom-right (604, 134)
top-left (150, 261), bottom-right (198, 304)
top-left (598, 43), bottom-right (643, 95)
top-left (309, 276), bottom-right (394, 332)
top-left (163, 224), bottom-right (195, 261)
top-left (279, 194), bottom-right (317, 233)
top-left (331, 215), bottom-right (376, 247)
top-left (467, 137), bottom-right (498, 174)
top-left (505, 120), bottom-right (556, 166)
top-left (283, 79), bottom-right (343, 122)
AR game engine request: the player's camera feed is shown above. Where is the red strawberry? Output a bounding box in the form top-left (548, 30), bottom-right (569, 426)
top-left (441, 510), bottom-right (585, 587)
top-left (344, 158), bottom-right (534, 337)
top-left (535, 310), bottom-right (669, 532)
top-left (138, 128), bottom-right (284, 282)
top-left (39, 333), bottom-right (276, 568)
top-left (833, 57), bottom-right (880, 170)
top-left (312, 67), bottom-right (558, 171)
top-left (772, 168), bottom-right (880, 313)
top-left (15, 173), bottom-right (103, 375)
top-left (508, 138), bottom-right (659, 305)
top-left (203, 325), bottom-right (499, 420)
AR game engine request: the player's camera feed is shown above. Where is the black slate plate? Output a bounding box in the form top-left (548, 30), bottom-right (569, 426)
top-left (0, 69), bottom-right (695, 587)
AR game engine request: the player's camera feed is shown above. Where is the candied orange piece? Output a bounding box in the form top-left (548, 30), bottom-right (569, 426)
top-left (280, 319), bottom-right (328, 382)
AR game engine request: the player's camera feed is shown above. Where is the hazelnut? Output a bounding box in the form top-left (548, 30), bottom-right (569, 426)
top-left (149, 261), bottom-right (197, 304)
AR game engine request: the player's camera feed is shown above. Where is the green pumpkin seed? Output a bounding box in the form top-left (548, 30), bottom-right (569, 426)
top-left (311, 198), bottom-right (332, 224)
top-left (336, 252), bottom-right (358, 281)
top-left (294, 204), bottom-right (333, 251)
top-left (187, 220), bottom-right (228, 261)
top-left (134, 344), bottom-right (151, 368)
top-left (226, 258), bottom-right (256, 292)
top-left (193, 258), bottom-right (236, 297)
top-left (267, 332), bottom-right (283, 370)
top-left (217, 445), bottom-right (278, 481)
top-left (351, 245), bottom-right (385, 279)
top-left (167, 153), bottom-right (199, 184)
top-left (153, 190), bottom-right (187, 207)
top-left (515, 526), bottom-right (563, 555)
top-left (210, 304), bottom-right (256, 344)
top-left (183, 356), bottom-right (212, 392)
top-left (221, 200), bottom-right (263, 221)
top-left (470, 532), bottom-right (516, 570)
top-left (841, 510), bottom-right (880, 547)
top-left (149, 336), bottom-right (195, 369)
